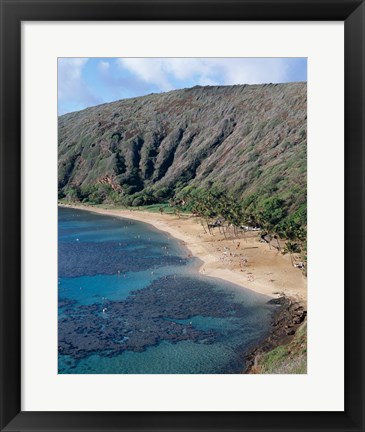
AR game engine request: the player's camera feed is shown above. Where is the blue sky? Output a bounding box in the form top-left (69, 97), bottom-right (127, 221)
top-left (58, 57), bottom-right (307, 115)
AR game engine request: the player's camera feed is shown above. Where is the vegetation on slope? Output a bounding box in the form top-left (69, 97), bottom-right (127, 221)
top-left (59, 83), bottom-right (308, 373)
top-left (58, 82), bottom-right (306, 214)
top-left (59, 82), bottom-right (307, 267)
top-left (250, 321), bottom-right (307, 374)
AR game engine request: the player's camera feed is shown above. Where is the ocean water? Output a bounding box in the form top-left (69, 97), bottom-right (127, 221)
top-left (58, 206), bottom-right (275, 374)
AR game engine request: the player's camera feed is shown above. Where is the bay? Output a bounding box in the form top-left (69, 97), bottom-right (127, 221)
top-left (58, 206), bottom-right (274, 374)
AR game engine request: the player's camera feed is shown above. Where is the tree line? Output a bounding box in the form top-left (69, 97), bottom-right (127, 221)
top-left (170, 186), bottom-right (307, 270)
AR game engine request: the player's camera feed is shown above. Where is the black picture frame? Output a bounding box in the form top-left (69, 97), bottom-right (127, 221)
top-left (1, 1), bottom-right (364, 431)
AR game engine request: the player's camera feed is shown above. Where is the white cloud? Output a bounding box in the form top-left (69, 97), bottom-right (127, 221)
top-left (198, 76), bottom-right (219, 86)
top-left (116, 58), bottom-right (290, 90)
top-left (58, 58), bottom-right (99, 113)
top-left (98, 61), bottom-right (110, 72)
top-left (220, 58), bottom-right (289, 85)
top-left (58, 58), bottom-right (88, 99)
top-left (116, 58), bottom-right (173, 91)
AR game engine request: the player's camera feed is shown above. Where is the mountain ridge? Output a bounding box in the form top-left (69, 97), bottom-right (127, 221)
top-left (58, 82), bottom-right (306, 218)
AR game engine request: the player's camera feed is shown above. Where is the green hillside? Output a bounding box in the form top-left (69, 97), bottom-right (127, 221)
top-left (58, 83), bottom-right (306, 230)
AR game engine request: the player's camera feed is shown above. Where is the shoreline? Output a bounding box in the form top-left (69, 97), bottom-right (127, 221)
top-left (59, 202), bottom-right (307, 373)
top-left (59, 203), bottom-right (306, 305)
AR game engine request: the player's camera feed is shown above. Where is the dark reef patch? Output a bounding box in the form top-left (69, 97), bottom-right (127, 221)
top-left (59, 241), bottom-right (188, 278)
top-left (59, 275), bottom-right (251, 360)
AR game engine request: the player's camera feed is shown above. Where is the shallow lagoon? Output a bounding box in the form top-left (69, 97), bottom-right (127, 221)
top-left (58, 206), bottom-right (274, 374)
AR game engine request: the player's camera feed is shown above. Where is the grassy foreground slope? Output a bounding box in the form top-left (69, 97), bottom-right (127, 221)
top-left (251, 322), bottom-right (307, 374)
top-left (58, 83), bottom-right (306, 218)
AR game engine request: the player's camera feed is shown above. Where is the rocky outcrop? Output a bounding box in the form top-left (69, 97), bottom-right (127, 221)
top-left (245, 296), bottom-right (307, 373)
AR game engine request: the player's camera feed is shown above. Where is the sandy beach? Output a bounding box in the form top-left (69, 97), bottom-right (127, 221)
top-left (60, 203), bottom-right (307, 305)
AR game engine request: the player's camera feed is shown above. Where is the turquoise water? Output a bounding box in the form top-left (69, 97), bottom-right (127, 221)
top-left (58, 207), bottom-right (274, 374)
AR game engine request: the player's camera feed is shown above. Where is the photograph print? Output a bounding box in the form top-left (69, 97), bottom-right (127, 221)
top-left (58, 57), bottom-right (307, 374)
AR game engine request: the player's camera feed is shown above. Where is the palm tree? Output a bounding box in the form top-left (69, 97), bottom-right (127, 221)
top-left (173, 206), bottom-right (182, 219)
top-left (272, 234), bottom-right (281, 251)
top-left (282, 241), bottom-right (301, 266)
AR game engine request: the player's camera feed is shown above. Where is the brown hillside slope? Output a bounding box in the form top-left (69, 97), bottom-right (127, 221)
top-left (58, 83), bottom-right (306, 209)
